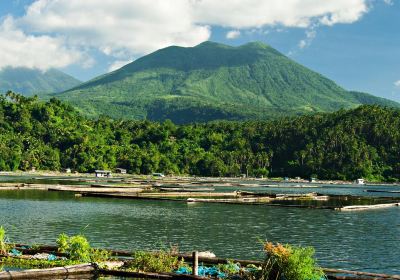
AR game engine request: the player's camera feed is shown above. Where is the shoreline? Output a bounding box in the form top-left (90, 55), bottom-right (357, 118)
top-left (0, 170), bottom-right (399, 186)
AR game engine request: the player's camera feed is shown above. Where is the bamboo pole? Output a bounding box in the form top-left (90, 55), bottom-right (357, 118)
top-left (324, 268), bottom-right (400, 279)
top-left (0, 263), bottom-right (95, 279)
top-left (192, 251), bottom-right (198, 276)
top-left (99, 269), bottom-right (207, 279)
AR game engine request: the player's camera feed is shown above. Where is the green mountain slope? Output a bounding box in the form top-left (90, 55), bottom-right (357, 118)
top-left (0, 67), bottom-right (81, 96)
top-left (57, 41), bottom-right (399, 123)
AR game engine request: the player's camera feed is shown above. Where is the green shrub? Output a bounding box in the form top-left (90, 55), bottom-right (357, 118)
top-left (67, 235), bottom-right (91, 262)
top-left (56, 233), bottom-right (69, 253)
top-left (256, 242), bottom-right (325, 280)
top-left (126, 250), bottom-right (185, 273)
top-left (0, 257), bottom-right (75, 269)
top-left (0, 226), bottom-right (7, 255)
top-left (91, 248), bottom-right (112, 263)
top-left (217, 259), bottom-right (240, 276)
top-left (0, 226), bottom-right (12, 255)
top-left (56, 233), bottom-right (110, 262)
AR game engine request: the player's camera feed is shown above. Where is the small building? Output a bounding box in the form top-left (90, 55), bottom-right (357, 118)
top-left (115, 168), bottom-right (127, 174)
top-left (95, 170), bottom-right (112, 178)
top-left (152, 173), bottom-right (165, 178)
top-left (309, 177), bottom-right (317, 183)
top-left (63, 168), bottom-right (71, 173)
top-left (355, 178), bottom-right (365, 185)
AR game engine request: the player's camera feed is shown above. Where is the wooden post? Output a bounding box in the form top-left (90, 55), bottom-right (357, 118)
top-left (192, 251), bottom-right (198, 276)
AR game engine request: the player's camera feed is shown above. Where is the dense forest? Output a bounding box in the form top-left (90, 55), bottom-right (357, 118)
top-left (1, 91), bottom-right (400, 181)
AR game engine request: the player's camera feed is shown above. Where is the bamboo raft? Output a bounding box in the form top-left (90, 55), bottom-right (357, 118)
top-left (0, 183), bottom-right (48, 190)
top-left (365, 190), bottom-right (400, 194)
top-left (48, 185), bottom-right (144, 193)
top-left (158, 187), bottom-right (216, 192)
top-left (336, 202), bottom-right (400, 211)
top-left (3, 184), bottom-right (399, 211)
top-left (80, 191), bottom-right (400, 210)
top-left (83, 191), bottom-right (241, 199)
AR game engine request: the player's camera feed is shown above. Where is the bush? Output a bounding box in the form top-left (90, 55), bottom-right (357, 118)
top-left (0, 257), bottom-right (74, 269)
top-left (0, 226), bottom-right (12, 255)
top-left (256, 242), bottom-right (325, 280)
top-left (56, 233), bottom-right (69, 253)
top-left (91, 248), bottom-right (112, 263)
top-left (217, 259), bottom-right (240, 276)
top-left (56, 233), bottom-right (110, 262)
top-left (0, 226), bottom-right (7, 255)
top-left (68, 235), bottom-right (91, 262)
top-left (126, 250), bottom-right (185, 273)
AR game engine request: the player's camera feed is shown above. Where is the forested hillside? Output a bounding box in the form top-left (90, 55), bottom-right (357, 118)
top-left (0, 67), bottom-right (81, 96)
top-left (57, 41), bottom-right (399, 123)
top-left (1, 92), bottom-right (400, 181)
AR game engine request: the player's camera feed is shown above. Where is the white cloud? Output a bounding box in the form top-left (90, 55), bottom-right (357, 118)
top-left (193, 0), bottom-right (368, 28)
top-left (298, 27), bottom-right (317, 49)
top-left (298, 40), bottom-right (307, 49)
top-left (109, 59), bottom-right (132, 72)
top-left (383, 0), bottom-right (393, 5)
top-left (19, 0), bottom-right (211, 57)
top-left (394, 80), bottom-right (400, 87)
top-left (0, 16), bottom-right (82, 70)
top-left (226, 30), bottom-right (241, 39)
top-left (0, 0), bottom-right (371, 70)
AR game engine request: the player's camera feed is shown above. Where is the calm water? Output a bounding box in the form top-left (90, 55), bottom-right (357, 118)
top-left (0, 189), bottom-right (399, 275)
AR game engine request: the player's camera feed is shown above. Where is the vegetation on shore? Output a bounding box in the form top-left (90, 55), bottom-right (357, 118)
top-left (0, 226), bottom-right (324, 280)
top-left (0, 229), bottom-right (109, 270)
top-left (0, 227), bottom-right (10, 255)
top-left (1, 92), bottom-right (400, 181)
top-left (124, 249), bottom-right (187, 273)
top-left (56, 233), bottom-right (110, 262)
top-left (257, 242), bottom-right (325, 280)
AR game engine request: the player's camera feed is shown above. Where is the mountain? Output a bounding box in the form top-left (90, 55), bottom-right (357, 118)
top-left (0, 67), bottom-right (81, 96)
top-left (57, 41), bottom-right (399, 123)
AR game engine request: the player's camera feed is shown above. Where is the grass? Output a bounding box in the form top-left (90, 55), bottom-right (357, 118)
top-left (124, 249), bottom-right (187, 273)
top-left (0, 257), bottom-right (77, 269)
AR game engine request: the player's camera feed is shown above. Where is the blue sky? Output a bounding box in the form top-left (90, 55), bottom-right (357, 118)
top-left (0, 0), bottom-right (399, 101)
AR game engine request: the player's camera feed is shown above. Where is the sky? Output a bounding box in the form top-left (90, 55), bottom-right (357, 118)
top-left (0, 0), bottom-right (399, 102)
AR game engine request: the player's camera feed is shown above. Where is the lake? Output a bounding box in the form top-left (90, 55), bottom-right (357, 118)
top-left (0, 183), bottom-right (399, 275)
